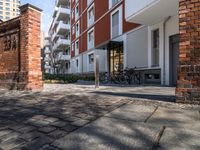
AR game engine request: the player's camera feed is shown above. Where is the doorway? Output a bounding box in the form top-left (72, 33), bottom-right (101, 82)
top-left (169, 34), bottom-right (179, 86)
top-left (107, 41), bottom-right (124, 73)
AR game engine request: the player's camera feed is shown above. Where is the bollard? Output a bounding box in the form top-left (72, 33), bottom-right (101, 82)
top-left (95, 54), bottom-right (100, 89)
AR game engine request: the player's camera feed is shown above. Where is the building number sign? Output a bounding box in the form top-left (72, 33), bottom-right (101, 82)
top-left (0, 32), bottom-right (19, 51)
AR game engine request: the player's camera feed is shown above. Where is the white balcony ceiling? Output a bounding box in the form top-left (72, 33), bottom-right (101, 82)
top-left (57, 7), bottom-right (70, 21)
top-left (125, 0), bottom-right (179, 25)
top-left (56, 0), bottom-right (69, 7)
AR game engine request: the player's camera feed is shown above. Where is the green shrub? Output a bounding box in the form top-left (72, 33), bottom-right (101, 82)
top-left (42, 73), bottom-right (95, 83)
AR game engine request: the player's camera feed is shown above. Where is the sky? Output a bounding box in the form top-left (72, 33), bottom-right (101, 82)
top-left (21, 0), bottom-right (55, 34)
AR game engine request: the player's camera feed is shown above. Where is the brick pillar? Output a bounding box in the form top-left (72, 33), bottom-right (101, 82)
top-left (176, 0), bottom-right (200, 104)
top-left (19, 4), bottom-right (43, 90)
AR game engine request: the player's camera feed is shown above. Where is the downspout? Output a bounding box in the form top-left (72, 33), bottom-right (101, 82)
top-left (163, 16), bottom-right (171, 85)
top-left (81, 0), bottom-right (84, 74)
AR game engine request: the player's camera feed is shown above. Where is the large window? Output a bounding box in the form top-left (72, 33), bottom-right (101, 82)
top-left (87, 6), bottom-right (94, 27)
top-left (87, 0), bottom-right (93, 6)
top-left (88, 53), bottom-right (94, 72)
top-left (112, 11), bottom-right (119, 38)
top-left (75, 4), bottom-right (79, 21)
top-left (75, 40), bottom-right (79, 56)
top-left (152, 29), bottom-right (159, 67)
top-left (88, 29), bottom-right (94, 49)
top-left (76, 22), bottom-right (79, 37)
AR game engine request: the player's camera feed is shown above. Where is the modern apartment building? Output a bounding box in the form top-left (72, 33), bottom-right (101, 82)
top-left (44, 0), bottom-right (71, 74)
top-left (70, 0), bottom-right (138, 74)
top-left (0, 0), bottom-right (20, 21)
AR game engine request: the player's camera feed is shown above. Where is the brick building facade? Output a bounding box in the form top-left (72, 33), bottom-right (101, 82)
top-left (176, 0), bottom-right (200, 104)
top-left (0, 4), bottom-right (43, 90)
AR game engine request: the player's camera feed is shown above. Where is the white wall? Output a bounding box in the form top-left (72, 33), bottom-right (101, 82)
top-left (70, 49), bottom-right (108, 74)
top-left (95, 49), bottom-right (108, 72)
top-left (147, 15), bottom-right (179, 85)
top-left (125, 26), bottom-right (148, 68)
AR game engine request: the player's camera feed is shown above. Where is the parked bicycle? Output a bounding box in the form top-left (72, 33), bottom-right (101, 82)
top-left (100, 67), bottom-right (142, 85)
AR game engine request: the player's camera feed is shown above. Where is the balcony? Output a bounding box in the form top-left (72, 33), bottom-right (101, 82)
top-left (44, 57), bottom-right (51, 61)
top-left (53, 37), bottom-right (70, 51)
top-left (52, 21), bottom-right (70, 41)
top-left (55, 0), bottom-right (69, 8)
top-left (60, 54), bottom-right (70, 61)
top-left (57, 21), bottom-right (70, 35)
top-left (53, 7), bottom-right (58, 17)
top-left (44, 64), bottom-right (51, 69)
top-left (52, 31), bottom-right (59, 41)
top-left (44, 39), bottom-right (51, 47)
top-left (125, 0), bottom-right (179, 25)
top-left (55, 5), bottom-right (70, 22)
top-left (55, 53), bottom-right (70, 63)
top-left (44, 48), bottom-right (51, 54)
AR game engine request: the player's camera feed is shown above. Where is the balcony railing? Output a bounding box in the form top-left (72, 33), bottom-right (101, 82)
top-left (44, 64), bottom-right (51, 69)
top-left (55, 52), bottom-right (70, 62)
top-left (44, 48), bottom-right (51, 54)
top-left (53, 37), bottom-right (70, 51)
top-left (56, 21), bottom-right (70, 33)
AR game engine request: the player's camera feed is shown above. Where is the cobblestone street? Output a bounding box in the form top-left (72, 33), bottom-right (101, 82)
top-left (0, 84), bottom-right (199, 150)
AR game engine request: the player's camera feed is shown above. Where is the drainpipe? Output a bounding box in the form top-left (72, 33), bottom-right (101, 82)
top-left (163, 16), bottom-right (171, 85)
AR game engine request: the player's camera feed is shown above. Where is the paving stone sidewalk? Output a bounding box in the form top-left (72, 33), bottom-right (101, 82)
top-left (0, 84), bottom-right (199, 150)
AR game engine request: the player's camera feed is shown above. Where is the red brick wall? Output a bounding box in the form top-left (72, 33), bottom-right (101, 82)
top-left (176, 0), bottom-right (200, 104)
top-left (0, 4), bottom-right (43, 90)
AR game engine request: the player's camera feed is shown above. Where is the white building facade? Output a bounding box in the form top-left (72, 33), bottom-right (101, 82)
top-left (124, 0), bottom-right (179, 86)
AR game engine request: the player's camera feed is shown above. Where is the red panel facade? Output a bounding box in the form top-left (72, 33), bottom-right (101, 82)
top-left (70, 0), bottom-right (138, 58)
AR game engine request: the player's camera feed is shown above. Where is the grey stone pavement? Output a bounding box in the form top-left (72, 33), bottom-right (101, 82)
top-left (0, 84), bottom-right (199, 150)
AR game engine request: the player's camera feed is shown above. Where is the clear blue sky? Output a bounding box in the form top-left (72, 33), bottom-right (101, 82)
top-left (21, 0), bottom-right (55, 34)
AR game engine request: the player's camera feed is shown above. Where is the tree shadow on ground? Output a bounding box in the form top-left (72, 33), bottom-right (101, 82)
top-left (0, 88), bottom-right (198, 150)
top-left (90, 91), bottom-right (175, 102)
top-left (0, 90), bottom-right (130, 149)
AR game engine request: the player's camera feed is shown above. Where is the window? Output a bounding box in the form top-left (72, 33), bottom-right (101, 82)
top-left (75, 4), bottom-right (79, 20)
top-left (72, 26), bottom-right (75, 34)
top-left (71, 43), bottom-right (74, 51)
top-left (76, 22), bottom-right (79, 37)
top-left (76, 59), bottom-right (79, 67)
top-left (152, 29), bottom-right (159, 66)
top-left (112, 11), bottom-right (119, 38)
top-left (109, 0), bottom-right (121, 8)
top-left (87, 6), bottom-right (94, 27)
top-left (76, 58), bottom-right (79, 73)
top-left (6, 12), bottom-right (10, 15)
top-left (75, 40), bottom-right (79, 56)
top-left (87, 0), bottom-right (93, 6)
top-left (88, 53), bottom-right (94, 64)
top-left (72, 9), bottom-right (74, 19)
top-left (88, 53), bottom-right (94, 72)
top-left (88, 29), bottom-right (94, 49)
